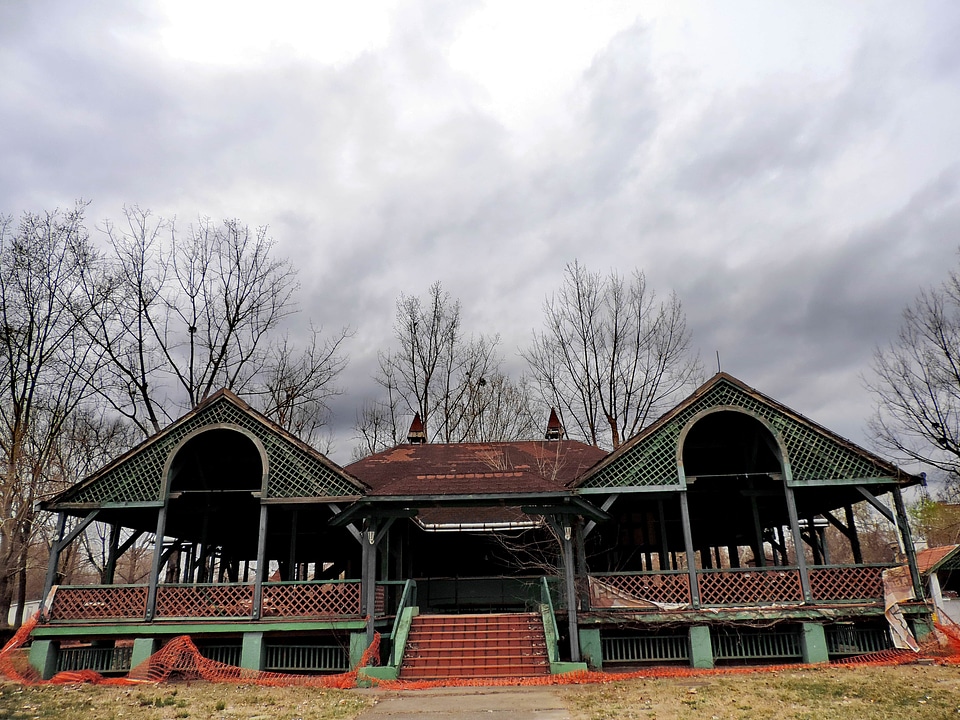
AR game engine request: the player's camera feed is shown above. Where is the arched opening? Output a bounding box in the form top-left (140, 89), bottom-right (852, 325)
top-left (163, 428), bottom-right (265, 583)
top-left (681, 411), bottom-right (791, 568)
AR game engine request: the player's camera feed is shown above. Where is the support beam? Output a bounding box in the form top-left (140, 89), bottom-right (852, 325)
top-left (892, 485), bottom-right (924, 601)
top-left (749, 495), bottom-right (766, 567)
top-left (560, 521), bottom-right (580, 663)
top-left (41, 513), bottom-right (67, 607)
top-left (252, 504), bottom-right (268, 619)
top-left (145, 505), bottom-right (168, 621)
top-left (103, 523), bottom-right (121, 584)
top-left (582, 494), bottom-right (619, 538)
top-left (658, 499), bottom-right (670, 570)
top-left (845, 504), bottom-right (863, 565)
top-left (361, 517), bottom-right (393, 646)
top-left (856, 486), bottom-right (896, 524)
top-left (783, 485), bottom-right (812, 602)
top-left (679, 491), bottom-right (700, 608)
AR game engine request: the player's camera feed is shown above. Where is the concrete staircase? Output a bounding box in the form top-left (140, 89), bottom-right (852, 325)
top-left (399, 613), bottom-right (551, 680)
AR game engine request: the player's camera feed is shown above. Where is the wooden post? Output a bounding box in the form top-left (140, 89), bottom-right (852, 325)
top-left (679, 491), bottom-right (700, 608)
top-left (657, 499), bottom-right (669, 571)
top-left (252, 504), bottom-right (268, 619)
top-left (288, 509), bottom-right (298, 580)
top-left (41, 513), bottom-right (66, 608)
top-left (749, 495), bottom-right (766, 567)
top-left (103, 523), bottom-right (121, 584)
top-left (146, 504), bottom-right (168, 621)
top-left (892, 486), bottom-right (924, 600)
top-left (560, 521), bottom-right (580, 663)
top-left (364, 518), bottom-right (379, 646)
top-left (783, 485), bottom-right (812, 602)
top-left (845, 504), bottom-right (863, 564)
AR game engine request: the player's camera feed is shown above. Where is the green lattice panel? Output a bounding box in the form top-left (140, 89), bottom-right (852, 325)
top-left (66, 396), bottom-right (358, 504)
top-left (582, 379), bottom-right (893, 490)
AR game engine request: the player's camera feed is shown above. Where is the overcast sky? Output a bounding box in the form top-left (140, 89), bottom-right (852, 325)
top-left (2, 1), bottom-right (959, 467)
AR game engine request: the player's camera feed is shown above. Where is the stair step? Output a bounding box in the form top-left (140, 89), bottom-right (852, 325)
top-left (400, 613), bottom-right (551, 679)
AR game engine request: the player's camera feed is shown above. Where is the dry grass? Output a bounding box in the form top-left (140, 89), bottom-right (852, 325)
top-left (560, 664), bottom-right (960, 720)
top-left (0, 682), bottom-right (371, 720)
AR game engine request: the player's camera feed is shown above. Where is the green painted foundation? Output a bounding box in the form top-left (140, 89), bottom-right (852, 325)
top-left (551, 661), bottom-right (588, 674)
top-left (357, 665), bottom-right (398, 686)
top-left (240, 632), bottom-right (265, 671)
top-left (130, 638), bottom-right (159, 670)
top-left (578, 627), bottom-right (602, 670)
top-left (689, 625), bottom-right (713, 669)
top-left (29, 639), bottom-right (59, 680)
top-left (800, 623), bottom-right (829, 664)
top-left (350, 632), bottom-right (370, 669)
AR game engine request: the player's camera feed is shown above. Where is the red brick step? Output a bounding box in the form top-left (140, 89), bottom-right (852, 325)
top-left (399, 612), bottom-right (550, 680)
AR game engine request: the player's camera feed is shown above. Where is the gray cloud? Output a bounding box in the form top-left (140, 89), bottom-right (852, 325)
top-left (2, 1), bottom-right (959, 467)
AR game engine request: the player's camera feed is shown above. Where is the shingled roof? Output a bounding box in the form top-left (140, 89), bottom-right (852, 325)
top-left (346, 440), bottom-right (606, 498)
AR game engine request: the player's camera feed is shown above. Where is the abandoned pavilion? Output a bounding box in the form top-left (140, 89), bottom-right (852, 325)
top-left (28, 373), bottom-right (931, 680)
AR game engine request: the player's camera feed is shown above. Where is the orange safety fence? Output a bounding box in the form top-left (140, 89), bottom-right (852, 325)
top-left (2, 613), bottom-right (959, 690)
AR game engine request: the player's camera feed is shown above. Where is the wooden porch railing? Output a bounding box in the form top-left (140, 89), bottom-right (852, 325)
top-left (47, 580), bottom-right (385, 622)
top-left (589, 564), bottom-right (890, 610)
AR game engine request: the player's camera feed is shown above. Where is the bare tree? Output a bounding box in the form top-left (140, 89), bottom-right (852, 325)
top-left (867, 264), bottom-right (960, 483)
top-left (250, 326), bottom-right (351, 449)
top-left (523, 261), bottom-right (701, 449)
top-left (84, 207), bottom-right (346, 442)
top-left (0, 205), bottom-right (103, 625)
top-left (354, 283), bottom-right (537, 456)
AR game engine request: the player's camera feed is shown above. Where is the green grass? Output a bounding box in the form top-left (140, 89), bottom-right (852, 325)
top-left (560, 664), bottom-right (960, 720)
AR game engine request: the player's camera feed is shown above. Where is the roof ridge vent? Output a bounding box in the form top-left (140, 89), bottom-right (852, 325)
top-left (408, 413), bottom-right (427, 444)
top-left (545, 408), bottom-right (564, 440)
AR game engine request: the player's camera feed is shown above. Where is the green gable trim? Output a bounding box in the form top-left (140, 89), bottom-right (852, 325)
top-left (62, 394), bottom-right (360, 505)
top-left (580, 377), bottom-right (898, 491)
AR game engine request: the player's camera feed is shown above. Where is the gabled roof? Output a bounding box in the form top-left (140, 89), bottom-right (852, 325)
top-left (45, 389), bottom-right (366, 508)
top-left (916, 544), bottom-right (960, 576)
top-left (346, 440), bottom-right (606, 498)
top-left (575, 372), bottom-right (921, 491)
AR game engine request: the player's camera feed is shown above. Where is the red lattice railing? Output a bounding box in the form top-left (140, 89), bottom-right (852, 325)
top-left (48, 585), bottom-right (148, 621)
top-left (155, 584), bottom-right (255, 618)
top-left (590, 573), bottom-right (691, 607)
top-left (698, 568), bottom-right (803, 605)
top-left (261, 582), bottom-right (363, 618)
top-left (809, 565), bottom-right (885, 601)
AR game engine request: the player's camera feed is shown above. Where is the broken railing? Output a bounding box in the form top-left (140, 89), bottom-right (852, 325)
top-left (588, 563), bottom-right (893, 610)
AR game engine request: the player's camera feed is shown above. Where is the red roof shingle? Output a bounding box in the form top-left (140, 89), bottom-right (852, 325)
top-left (345, 440), bottom-right (607, 497)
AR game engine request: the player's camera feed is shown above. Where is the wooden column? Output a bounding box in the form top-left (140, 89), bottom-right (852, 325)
top-left (679, 491), bottom-right (700, 608)
top-left (252, 504), bottom-right (268, 619)
top-left (892, 486), bottom-right (924, 600)
top-left (783, 485), bottom-right (812, 602)
top-left (559, 520), bottom-right (580, 663)
top-left (146, 505), bottom-right (168, 621)
top-left (845, 504), bottom-right (863, 564)
top-left (41, 513), bottom-right (66, 608)
top-left (103, 523), bottom-right (121, 584)
top-left (363, 518), bottom-right (378, 645)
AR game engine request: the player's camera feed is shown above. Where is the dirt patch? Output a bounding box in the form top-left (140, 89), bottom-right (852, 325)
top-left (0, 681), bottom-right (371, 720)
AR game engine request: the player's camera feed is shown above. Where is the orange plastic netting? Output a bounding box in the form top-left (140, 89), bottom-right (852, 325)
top-left (2, 614), bottom-right (958, 690)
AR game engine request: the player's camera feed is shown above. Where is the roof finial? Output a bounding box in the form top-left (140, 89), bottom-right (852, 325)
top-left (407, 413), bottom-right (426, 444)
top-left (545, 408), bottom-right (564, 441)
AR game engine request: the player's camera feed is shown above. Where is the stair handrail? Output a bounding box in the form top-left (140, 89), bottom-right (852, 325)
top-left (388, 578), bottom-right (418, 668)
top-left (539, 576), bottom-right (561, 664)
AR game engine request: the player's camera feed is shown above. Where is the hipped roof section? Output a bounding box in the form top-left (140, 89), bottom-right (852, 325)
top-left (346, 440), bottom-right (606, 498)
top-left (45, 389), bottom-right (367, 508)
top-left (575, 373), bottom-right (922, 491)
